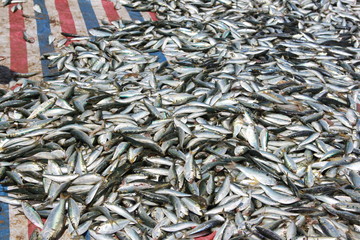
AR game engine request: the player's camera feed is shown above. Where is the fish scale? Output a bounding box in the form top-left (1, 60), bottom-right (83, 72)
top-left (0, 0), bottom-right (360, 239)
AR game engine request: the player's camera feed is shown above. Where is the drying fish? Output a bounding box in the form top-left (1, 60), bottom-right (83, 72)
top-left (0, 0), bottom-right (360, 239)
top-left (33, 3), bottom-right (41, 13)
top-left (23, 30), bottom-right (35, 43)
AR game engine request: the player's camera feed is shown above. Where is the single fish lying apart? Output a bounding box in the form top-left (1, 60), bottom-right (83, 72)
top-left (1, 0), bottom-right (360, 239)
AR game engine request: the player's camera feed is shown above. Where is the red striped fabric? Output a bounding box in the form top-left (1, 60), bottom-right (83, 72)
top-left (149, 12), bottom-right (158, 21)
top-left (9, 4), bottom-right (27, 73)
top-left (55, 0), bottom-right (77, 46)
top-left (55, 0), bottom-right (77, 35)
top-left (101, 0), bottom-right (120, 22)
top-left (27, 218), bottom-right (48, 239)
top-left (27, 220), bottom-right (35, 240)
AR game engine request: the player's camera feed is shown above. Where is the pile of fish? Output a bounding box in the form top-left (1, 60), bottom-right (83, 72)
top-left (1, 0), bottom-right (360, 239)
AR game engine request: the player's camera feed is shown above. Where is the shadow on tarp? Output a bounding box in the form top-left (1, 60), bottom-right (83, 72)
top-left (0, 65), bottom-right (14, 84)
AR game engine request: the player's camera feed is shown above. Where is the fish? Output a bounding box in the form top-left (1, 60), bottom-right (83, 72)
top-left (0, 0), bottom-right (360, 239)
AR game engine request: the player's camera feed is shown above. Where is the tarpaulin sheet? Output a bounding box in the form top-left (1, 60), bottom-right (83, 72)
top-left (0, 1), bottom-right (161, 239)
